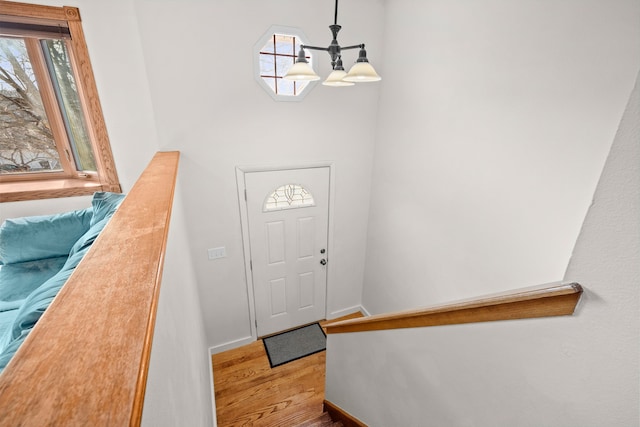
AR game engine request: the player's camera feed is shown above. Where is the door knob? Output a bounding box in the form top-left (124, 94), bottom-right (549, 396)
top-left (320, 259), bottom-right (327, 265)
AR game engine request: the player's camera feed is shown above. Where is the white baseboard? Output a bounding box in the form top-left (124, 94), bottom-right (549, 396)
top-left (209, 335), bottom-right (254, 355)
top-left (329, 305), bottom-right (369, 320)
top-left (207, 348), bottom-right (218, 427)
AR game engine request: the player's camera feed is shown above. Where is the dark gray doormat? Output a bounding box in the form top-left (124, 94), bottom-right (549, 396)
top-left (263, 323), bottom-right (326, 368)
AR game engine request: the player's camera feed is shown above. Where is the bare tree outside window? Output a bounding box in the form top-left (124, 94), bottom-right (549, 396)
top-left (0, 37), bottom-right (61, 173)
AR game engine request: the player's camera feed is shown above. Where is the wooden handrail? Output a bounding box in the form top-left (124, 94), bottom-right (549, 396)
top-left (324, 282), bottom-right (583, 334)
top-left (0, 151), bottom-right (179, 426)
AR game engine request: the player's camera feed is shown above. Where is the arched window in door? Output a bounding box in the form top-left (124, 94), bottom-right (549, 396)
top-left (263, 183), bottom-right (315, 212)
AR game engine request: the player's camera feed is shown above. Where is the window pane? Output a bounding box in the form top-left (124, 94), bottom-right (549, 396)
top-left (274, 34), bottom-right (295, 56)
top-left (260, 53), bottom-right (275, 76)
top-left (42, 39), bottom-right (96, 172)
top-left (264, 184), bottom-right (315, 211)
top-left (260, 36), bottom-right (275, 54)
top-left (275, 55), bottom-right (294, 78)
top-left (0, 36), bottom-right (62, 174)
top-left (277, 78), bottom-right (295, 96)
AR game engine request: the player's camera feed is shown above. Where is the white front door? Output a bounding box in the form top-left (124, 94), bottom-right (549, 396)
top-left (244, 167), bottom-right (330, 337)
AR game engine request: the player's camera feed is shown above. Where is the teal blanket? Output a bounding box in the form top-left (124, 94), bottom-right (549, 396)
top-left (0, 192), bottom-right (126, 373)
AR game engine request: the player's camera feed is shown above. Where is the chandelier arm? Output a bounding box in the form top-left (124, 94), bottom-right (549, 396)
top-left (339, 44), bottom-right (365, 51)
top-left (300, 44), bottom-right (330, 52)
top-left (300, 44), bottom-right (362, 52)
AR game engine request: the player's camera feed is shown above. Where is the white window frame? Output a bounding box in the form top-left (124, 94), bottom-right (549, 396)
top-left (253, 25), bottom-right (318, 102)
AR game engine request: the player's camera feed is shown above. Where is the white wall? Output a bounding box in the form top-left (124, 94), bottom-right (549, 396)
top-left (131, 0), bottom-right (384, 350)
top-left (562, 69), bottom-right (640, 427)
top-left (325, 70), bottom-right (640, 427)
top-left (142, 186), bottom-right (215, 427)
top-left (363, 0), bottom-right (640, 313)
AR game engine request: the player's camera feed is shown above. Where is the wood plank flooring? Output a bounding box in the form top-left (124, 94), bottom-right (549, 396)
top-left (212, 313), bottom-right (363, 427)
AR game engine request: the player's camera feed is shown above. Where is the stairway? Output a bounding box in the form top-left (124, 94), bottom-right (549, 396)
top-left (296, 411), bottom-right (344, 427)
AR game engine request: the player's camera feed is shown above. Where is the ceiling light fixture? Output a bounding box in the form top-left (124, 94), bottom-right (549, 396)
top-left (283, 0), bottom-right (381, 87)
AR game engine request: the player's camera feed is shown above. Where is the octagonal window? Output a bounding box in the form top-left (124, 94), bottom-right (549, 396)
top-left (254, 26), bottom-right (317, 101)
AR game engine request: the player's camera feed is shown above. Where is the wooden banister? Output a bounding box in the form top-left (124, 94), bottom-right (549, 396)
top-left (324, 282), bottom-right (583, 334)
top-left (0, 151), bottom-right (179, 426)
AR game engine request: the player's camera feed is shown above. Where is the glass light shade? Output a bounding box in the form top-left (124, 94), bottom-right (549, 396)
top-left (283, 61), bottom-right (320, 81)
top-left (322, 69), bottom-right (355, 86)
top-left (343, 62), bottom-right (382, 82)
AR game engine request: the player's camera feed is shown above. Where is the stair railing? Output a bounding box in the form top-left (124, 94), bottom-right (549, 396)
top-left (324, 282), bottom-right (583, 334)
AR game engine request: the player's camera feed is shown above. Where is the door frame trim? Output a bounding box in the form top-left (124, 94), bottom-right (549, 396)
top-left (236, 162), bottom-right (336, 341)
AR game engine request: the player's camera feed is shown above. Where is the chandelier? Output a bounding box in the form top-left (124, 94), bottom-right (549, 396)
top-left (283, 0), bottom-right (381, 87)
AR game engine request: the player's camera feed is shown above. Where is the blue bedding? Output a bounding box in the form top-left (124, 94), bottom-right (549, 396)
top-left (0, 191), bottom-right (126, 374)
top-left (0, 257), bottom-right (67, 310)
top-left (0, 209), bottom-right (92, 265)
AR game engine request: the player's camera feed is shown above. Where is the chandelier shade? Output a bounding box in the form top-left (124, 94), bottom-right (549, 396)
top-left (283, 61), bottom-right (321, 81)
top-left (322, 57), bottom-right (355, 86)
top-left (283, 0), bottom-right (381, 87)
top-left (323, 69), bottom-right (354, 86)
top-left (283, 49), bottom-right (321, 81)
top-left (344, 63), bottom-right (381, 82)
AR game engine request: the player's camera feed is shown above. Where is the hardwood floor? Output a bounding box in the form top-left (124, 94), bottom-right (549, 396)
top-left (211, 313), bottom-right (363, 427)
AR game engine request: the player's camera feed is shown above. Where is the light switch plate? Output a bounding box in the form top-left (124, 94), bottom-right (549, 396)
top-left (207, 247), bottom-right (226, 260)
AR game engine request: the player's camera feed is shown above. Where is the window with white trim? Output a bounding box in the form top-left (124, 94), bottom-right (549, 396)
top-left (254, 26), bottom-right (317, 101)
